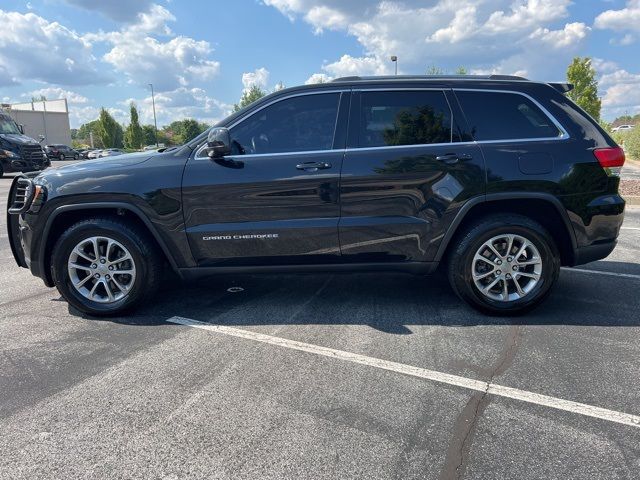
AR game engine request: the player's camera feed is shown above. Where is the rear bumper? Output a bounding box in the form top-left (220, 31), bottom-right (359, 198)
top-left (573, 240), bottom-right (617, 266)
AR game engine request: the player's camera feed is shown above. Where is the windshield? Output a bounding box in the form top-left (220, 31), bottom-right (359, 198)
top-left (0, 115), bottom-right (21, 135)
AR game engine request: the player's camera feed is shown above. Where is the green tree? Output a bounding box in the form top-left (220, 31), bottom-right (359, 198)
top-left (124, 103), bottom-right (144, 150)
top-left (233, 85), bottom-right (267, 112)
top-left (426, 65), bottom-right (444, 75)
top-left (455, 66), bottom-right (468, 75)
top-left (96, 108), bottom-right (123, 148)
top-left (142, 124), bottom-right (157, 146)
top-left (566, 57), bottom-right (601, 121)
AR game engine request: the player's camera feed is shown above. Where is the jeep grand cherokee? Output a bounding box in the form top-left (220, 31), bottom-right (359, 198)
top-left (7, 75), bottom-right (626, 316)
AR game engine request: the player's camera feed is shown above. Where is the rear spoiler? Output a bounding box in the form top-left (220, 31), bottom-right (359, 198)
top-left (548, 82), bottom-right (574, 94)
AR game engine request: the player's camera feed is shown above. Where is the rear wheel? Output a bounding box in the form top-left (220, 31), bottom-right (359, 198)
top-left (59, 153), bottom-right (65, 161)
top-left (447, 214), bottom-right (560, 315)
top-left (52, 218), bottom-right (163, 316)
top-left (74, 153), bottom-right (79, 160)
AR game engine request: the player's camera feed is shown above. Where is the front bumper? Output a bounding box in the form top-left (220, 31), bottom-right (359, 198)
top-left (1, 157), bottom-right (48, 173)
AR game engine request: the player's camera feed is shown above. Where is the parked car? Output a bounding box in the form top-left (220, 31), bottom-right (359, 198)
top-left (612, 124), bottom-right (635, 133)
top-left (87, 149), bottom-right (103, 159)
top-left (78, 148), bottom-right (98, 159)
top-left (0, 111), bottom-right (49, 177)
top-left (7, 75), bottom-right (626, 316)
top-left (98, 148), bottom-right (125, 158)
top-left (144, 144), bottom-right (165, 151)
top-left (45, 144), bottom-right (79, 161)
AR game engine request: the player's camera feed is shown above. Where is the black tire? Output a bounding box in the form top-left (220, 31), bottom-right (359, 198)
top-left (447, 214), bottom-right (560, 316)
top-left (51, 217), bottom-right (163, 316)
top-left (74, 153), bottom-right (79, 160)
top-left (0, 164), bottom-right (3, 178)
top-left (59, 153), bottom-right (65, 161)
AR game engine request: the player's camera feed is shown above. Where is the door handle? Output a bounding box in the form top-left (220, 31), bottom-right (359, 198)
top-left (296, 162), bottom-right (332, 171)
top-left (436, 153), bottom-right (472, 164)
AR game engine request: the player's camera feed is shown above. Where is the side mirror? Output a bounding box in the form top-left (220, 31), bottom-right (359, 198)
top-left (206, 128), bottom-right (231, 159)
top-left (18, 124), bottom-right (24, 134)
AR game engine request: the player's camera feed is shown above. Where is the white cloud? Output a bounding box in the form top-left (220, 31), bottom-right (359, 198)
top-left (305, 73), bottom-right (333, 84)
top-left (0, 9), bottom-right (106, 86)
top-left (122, 87), bottom-right (232, 126)
top-left (242, 67), bottom-right (270, 92)
top-left (595, 0), bottom-right (640, 41)
top-left (64, 0), bottom-right (154, 22)
top-left (263, 0), bottom-right (589, 79)
top-left (26, 87), bottom-right (89, 104)
top-left (85, 5), bottom-right (220, 91)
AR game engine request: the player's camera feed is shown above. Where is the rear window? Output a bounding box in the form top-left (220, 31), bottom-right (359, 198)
top-left (358, 90), bottom-right (457, 148)
top-left (456, 91), bottom-right (562, 141)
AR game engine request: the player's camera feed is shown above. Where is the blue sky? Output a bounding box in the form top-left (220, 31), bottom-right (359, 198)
top-left (1, 0), bottom-right (639, 127)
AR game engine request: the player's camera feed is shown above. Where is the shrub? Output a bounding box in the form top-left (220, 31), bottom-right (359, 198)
top-left (624, 126), bottom-right (640, 161)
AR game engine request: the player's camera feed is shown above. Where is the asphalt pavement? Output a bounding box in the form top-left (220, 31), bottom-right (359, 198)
top-left (1, 161), bottom-right (639, 479)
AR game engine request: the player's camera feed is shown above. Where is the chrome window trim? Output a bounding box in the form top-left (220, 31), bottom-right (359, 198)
top-left (194, 86), bottom-right (571, 159)
top-left (194, 89), bottom-right (348, 159)
top-left (453, 88), bottom-right (570, 142)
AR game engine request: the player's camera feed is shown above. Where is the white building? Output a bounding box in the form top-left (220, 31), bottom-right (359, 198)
top-left (1, 99), bottom-right (72, 145)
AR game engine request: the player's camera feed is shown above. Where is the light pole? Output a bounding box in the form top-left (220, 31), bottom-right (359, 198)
top-left (390, 56), bottom-right (398, 75)
top-left (149, 83), bottom-right (158, 147)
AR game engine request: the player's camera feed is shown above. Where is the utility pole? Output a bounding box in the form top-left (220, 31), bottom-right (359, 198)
top-left (391, 56), bottom-right (398, 75)
top-left (149, 83), bottom-right (158, 147)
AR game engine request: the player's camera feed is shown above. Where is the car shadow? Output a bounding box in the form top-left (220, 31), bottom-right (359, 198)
top-left (74, 259), bottom-right (640, 331)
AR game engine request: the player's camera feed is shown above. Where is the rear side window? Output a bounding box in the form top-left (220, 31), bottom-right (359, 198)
top-left (456, 91), bottom-right (562, 141)
top-left (358, 90), bottom-right (456, 148)
top-left (229, 93), bottom-right (340, 155)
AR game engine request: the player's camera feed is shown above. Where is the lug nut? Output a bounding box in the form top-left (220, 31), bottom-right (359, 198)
top-left (100, 258), bottom-right (106, 264)
top-left (108, 265), bottom-right (114, 271)
top-left (496, 260), bottom-right (502, 265)
top-left (91, 264), bottom-right (97, 269)
top-left (105, 275), bottom-right (111, 280)
top-left (506, 273), bottom-right (512, 279)
top-left (512, 265), bottom-right (519, 271)
top-left (507, 257), bottom-right (513, 262)
top-left (496, 270), bottom-right (502, 275)
top-left (94, 273), bottom-right (100, 279)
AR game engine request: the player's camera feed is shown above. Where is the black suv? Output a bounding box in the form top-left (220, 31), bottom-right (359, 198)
top-left (45, 144), bottom-right (79, 161)
top-left (7, 75), bottom-right (626, 316)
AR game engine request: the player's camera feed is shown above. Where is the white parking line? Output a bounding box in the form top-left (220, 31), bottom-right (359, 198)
top-left (561, 267), bottom-right (640, 280)
top-left (167, 316), bottom-right (640, 429)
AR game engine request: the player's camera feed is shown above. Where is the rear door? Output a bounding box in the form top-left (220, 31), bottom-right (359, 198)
top-left (182, 90), bottom-right (349, 267)
top-left (339, 88), bottom-right (485, 263)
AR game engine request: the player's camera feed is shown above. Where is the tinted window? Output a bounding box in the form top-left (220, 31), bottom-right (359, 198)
top-left (229, 93), bottom-right (340, 155)
top-left (456, 91), bottom-right (562, 141)
top-left (358, 91), bottom-right (455, 148)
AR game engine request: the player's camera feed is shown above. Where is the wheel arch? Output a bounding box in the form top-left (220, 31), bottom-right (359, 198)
top-left (435, 193), bottom-right (577, 267)
top-left (40, 202), bottom-right (181, 286)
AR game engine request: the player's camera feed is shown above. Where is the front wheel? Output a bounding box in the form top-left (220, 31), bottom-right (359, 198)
top-left (59, 153), bottom-right (65, 161)
top-left (447, 214), bottom-right (560, 316)
top-left (51, 218), bottom-right (163, 316)
top-left (74, 153), bottom-right (79, 160)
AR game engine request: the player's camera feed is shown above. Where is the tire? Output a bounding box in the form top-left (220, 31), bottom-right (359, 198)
top-left (447, 214), bottom-right (560, 316)
top-left (51, 217), bottom-right (163, 316)
top-left (0, 164), bottom-right (3, 178)
top-left (59, 153), bottom-right (65, 161)
top-left (74, 154), bottom-right (79, 160)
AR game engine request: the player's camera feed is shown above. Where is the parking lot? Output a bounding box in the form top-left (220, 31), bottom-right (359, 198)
top-left (1, 161), bottom-right (639, 479)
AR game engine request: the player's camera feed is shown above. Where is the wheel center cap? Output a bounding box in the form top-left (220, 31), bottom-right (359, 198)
top-left (95, 264), bottom-right (109, 276)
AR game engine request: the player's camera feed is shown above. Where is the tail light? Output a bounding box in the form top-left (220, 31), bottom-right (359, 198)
top-left (594, 147), bottom-right (625, 176)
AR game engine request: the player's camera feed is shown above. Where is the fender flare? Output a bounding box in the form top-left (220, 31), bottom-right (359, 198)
top-left (433, 192), bottom-right (578, 263)
top-left (39, 202), bottom-right (181, 286)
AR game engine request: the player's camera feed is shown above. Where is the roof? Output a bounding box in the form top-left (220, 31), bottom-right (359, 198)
top-left (331, 74), bottom-right (529, 83)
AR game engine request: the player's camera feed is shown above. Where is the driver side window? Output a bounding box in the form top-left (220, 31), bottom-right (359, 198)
top-left (228, 93), bottom-right (340, 156)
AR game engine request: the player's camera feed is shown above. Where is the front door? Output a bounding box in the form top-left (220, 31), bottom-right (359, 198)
top-left (182, 91), bottom-right (349, 267)
top-left (339, 88), bottom-right (485, 263)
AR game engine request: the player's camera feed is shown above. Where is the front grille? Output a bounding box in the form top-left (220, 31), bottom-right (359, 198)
top-left (8, 178), bottom-right (35, 214)
top-left (19, 145), bottom-right (45, 166)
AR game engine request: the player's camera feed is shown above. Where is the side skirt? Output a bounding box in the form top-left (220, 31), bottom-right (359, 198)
top-left (179, 261), bottom-right (438, 280)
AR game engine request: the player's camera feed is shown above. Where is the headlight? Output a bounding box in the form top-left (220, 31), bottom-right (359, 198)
top-left (0, 149), bottom-right (19, 159)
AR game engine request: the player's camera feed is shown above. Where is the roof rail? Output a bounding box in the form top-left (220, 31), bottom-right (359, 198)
top-left (332, 74), bottom-right (530, 83)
